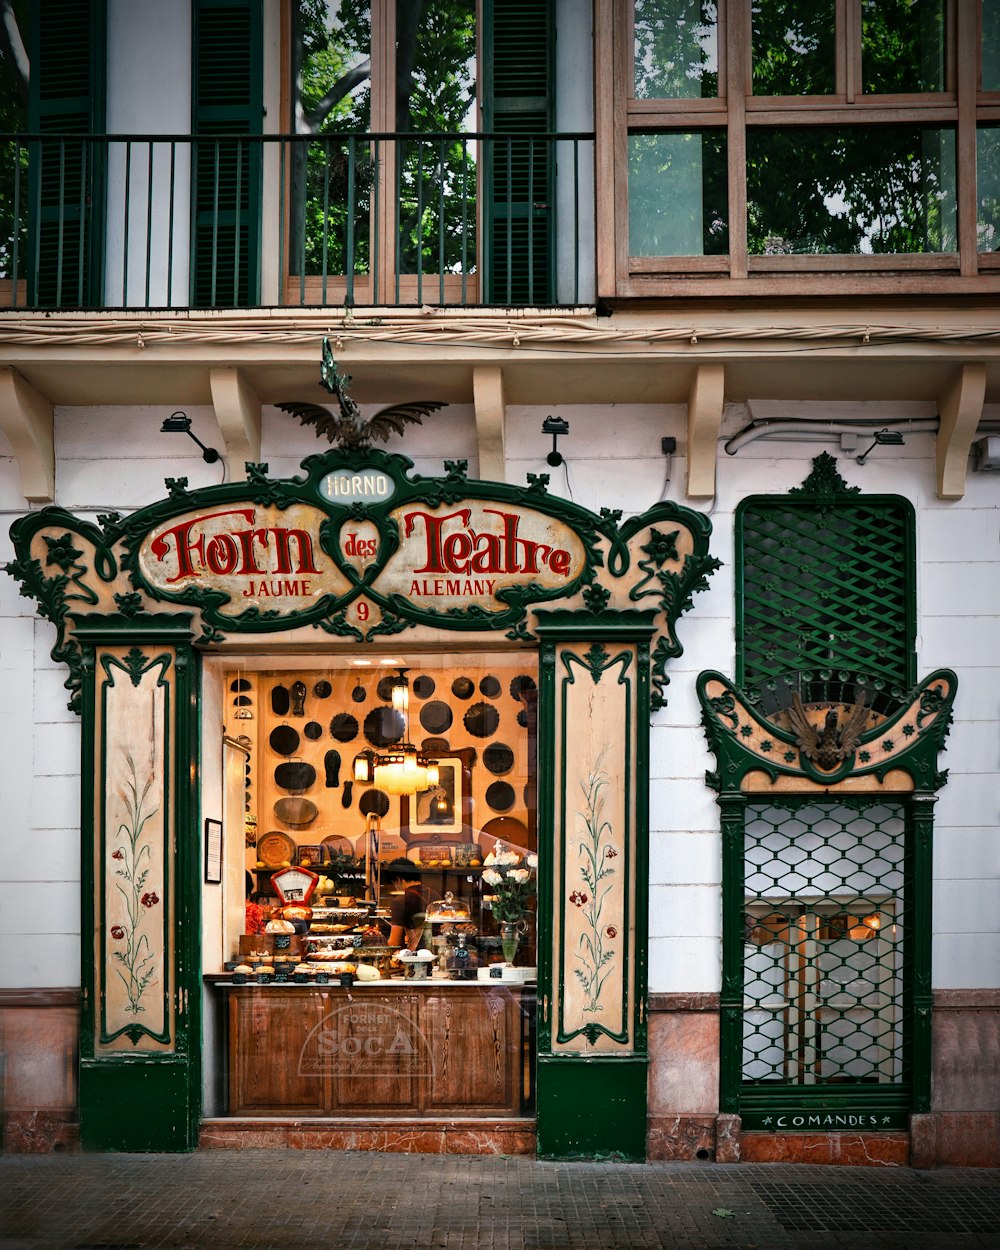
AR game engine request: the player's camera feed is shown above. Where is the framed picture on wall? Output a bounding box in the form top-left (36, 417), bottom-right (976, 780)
top-left (204, 817), bottom-right (223, 884)
top-left (401, 748), bottom-right (475, 843)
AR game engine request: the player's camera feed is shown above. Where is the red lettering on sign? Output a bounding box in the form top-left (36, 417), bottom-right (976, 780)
top-left (149, 509), bottom-right (320, 583)
top-left (402, 507), bottom-right (571, 580)
top-left (344, 532), bottom-right (378, 559)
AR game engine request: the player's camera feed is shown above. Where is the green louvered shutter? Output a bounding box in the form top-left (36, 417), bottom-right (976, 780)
top-left (28, 0), bottom-right (106, 306)
top-left (191, 0), bottom-right (262, 307)
top-left (482, 0), bottom-right (554, 305)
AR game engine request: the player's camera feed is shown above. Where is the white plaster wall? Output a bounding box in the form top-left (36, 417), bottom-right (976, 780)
top-left (2, 401), bottom-right (998, 999)
top-left (105, 0), bottom-right (192, 306)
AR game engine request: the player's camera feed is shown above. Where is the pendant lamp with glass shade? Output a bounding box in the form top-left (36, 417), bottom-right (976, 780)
top-left (352, 669), bottom-right (440, 796)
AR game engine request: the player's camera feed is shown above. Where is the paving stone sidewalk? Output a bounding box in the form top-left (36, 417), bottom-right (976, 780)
top-left (1, 1151), bottom-right (997, 1250)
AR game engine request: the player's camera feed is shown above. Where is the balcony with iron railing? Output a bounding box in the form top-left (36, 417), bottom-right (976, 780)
top-left (0, 132), bottom-right (596, 312)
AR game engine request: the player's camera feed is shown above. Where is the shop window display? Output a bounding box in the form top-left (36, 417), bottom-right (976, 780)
top-left (209, 652), bottom-right (538, 1120)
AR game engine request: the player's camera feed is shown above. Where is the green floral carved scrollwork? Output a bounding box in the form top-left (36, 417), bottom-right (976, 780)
top-left (789, 452), bottom-right (861, 496)
top-left (122, 647), bottom-right (150, 687)
top-left (629, 527), bottom-right (681, 602)
top-left (313, 612), bottom-right (364, 642)
top-left (4, 510), bottom-right (118, 712)
top-left (245, 462), bottom-right (270, 483)
top-left (647, 550), bottom-right (722, 712)
top-left (364, 611), bottom-right (415, 643)
top-left (114, 592), bottom-right (144, 618)
top-left (506, 618), bottom-right (536, 643)
top-left (582, 582), bottom-right (611, 614)
top-left (195, 624), bottom-right (227, 646)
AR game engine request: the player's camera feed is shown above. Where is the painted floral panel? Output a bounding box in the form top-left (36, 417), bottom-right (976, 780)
top-left (555, 644), bottom-right (635, 1052)
top-left (99, 651), bottom-right (172, 1050)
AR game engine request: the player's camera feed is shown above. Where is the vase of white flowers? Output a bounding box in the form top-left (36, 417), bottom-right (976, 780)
top-left (482, 842), bottom-right (537, 967)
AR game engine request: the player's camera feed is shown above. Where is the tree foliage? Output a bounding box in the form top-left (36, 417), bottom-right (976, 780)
top-left (630, 0), bottom-right (957, 256)
top-left (0, 0), bottom-right (28, 279)
top-left (291, 0), bottom-right (476, 282)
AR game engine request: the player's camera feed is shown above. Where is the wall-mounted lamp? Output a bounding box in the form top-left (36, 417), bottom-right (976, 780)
top-left (542, 415), bottom-right (570, 467)
top-left (160, 411), bottom-right (221, 463)
top-left (856, 428), bottom-right (905, 465)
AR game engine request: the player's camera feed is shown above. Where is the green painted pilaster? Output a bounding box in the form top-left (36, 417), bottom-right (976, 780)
top-left (73, 614), bottom-right (201, 1152)
top-left (534, 610), bottom-right (655, 1161)
top-left (718, 791), bottom-right (747, 1116)
top-left (908, 794), bottom-right (936, 1116)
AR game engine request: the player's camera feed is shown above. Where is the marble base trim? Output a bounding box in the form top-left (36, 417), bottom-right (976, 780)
top-left (199, 1118), bottom-right (537, 1155)
top-left (0, 988), bottom-right (80, 1008)
top-left (933, 988), bottom-right (1000, 1010)
top-left (916, 1112), bottom-right (1000, 1168)
top-left (740, 1131), bottom-right (910, 1166)
top-left (647, 1115), bottom-right (716, 1160)
top-left (4, 1110), bottom-right (80, 1154)
top-left (647, 992), bottom-right (719, 1013)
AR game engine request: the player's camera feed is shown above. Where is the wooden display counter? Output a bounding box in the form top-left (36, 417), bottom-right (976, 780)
top-left (221, 982), bottom-right (535, 1118)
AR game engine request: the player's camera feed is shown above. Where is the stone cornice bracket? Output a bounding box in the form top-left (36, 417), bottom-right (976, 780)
top-left (936, 362), bottom-right (986, 500)
top-left (0, 366), bottom-right (55, 501)
top-left (473, 365), bottom-right (506, 482)
top-left (686, 364), bottom-right (725, 499)
top-left (209, 367), bottom-right (262, 481)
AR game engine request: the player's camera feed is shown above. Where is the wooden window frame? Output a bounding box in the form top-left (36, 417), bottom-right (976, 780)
top-left (279, 0), bottom-right (481, 307)
top-left (596, 0), bottom-right (1000, 297)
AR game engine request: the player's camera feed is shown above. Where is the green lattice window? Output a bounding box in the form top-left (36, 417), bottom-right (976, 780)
top-left (736, 485), bottom-right (916, 716)
top-left (742, 801), bottom-right (907, 1088)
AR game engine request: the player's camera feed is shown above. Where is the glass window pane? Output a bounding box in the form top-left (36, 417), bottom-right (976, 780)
top-left (862, 0), bottom-right (947, 94)
top-left (633, 0), bottom-right (718, 99)
top-left (397, 0), bottom-right (476, 134)
top-left (747, 126), bottom-right (956, 254)
top-left (984, 0), bottom-right (1000, 92)
top-left (628, 131), bottom-right (728, 255)
top-left (978, 126), bottom-right (1000, 252)
top-left (396, 0), bottom-right (477, 277)
top-left (291, 2), bottom-right (373, 279)
top-left (295, 1), bottom-right (372, 134)
top-left (752, 0), bottom-right (834, 96)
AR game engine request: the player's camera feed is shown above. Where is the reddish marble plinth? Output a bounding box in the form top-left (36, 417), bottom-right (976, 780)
top-left (933, 1112), bottom-right (1000, 1168)
top-left (647, 1115), bottom-right (716, 1161)
top-left (4, 1110), bottom-right (79, 1154)
top-left (200, 1118), bottom-right (536, 1155)
top-left (740, 1132), bottom-right (909, 1166)
top-left (715, 1114), bottom-right (741, 1164)
top-left (1, 996), bottom-right (79, 1154)
top-left (648, 1011), bottom-right (719, 1116)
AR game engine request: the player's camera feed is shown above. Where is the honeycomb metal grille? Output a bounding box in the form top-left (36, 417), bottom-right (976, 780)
top-left (742, 801), bottom-right (908, 1089)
